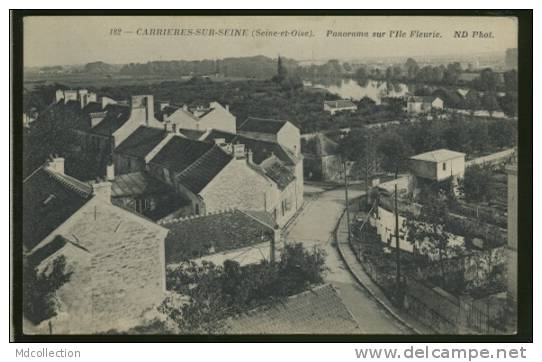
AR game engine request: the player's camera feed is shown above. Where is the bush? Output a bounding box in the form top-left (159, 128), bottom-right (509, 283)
top-left (162, 243), bottom-right (327, 333)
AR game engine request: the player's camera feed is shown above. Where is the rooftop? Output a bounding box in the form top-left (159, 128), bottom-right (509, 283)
top-left (410, 149), bottom-right (466, 163)
top-left (324, 99), bottom-right (357, 109)
top-left (162, 209), bottom-right (274, 264)
top-left (23, 167), bottom-right (93, 250)
top-left (89, 104), bottom-right (131, 136)
top-left (115, 126), bottom-right (168, 158)
top-left (238, 117), bottom-right (289, 134)
top-left (408, 95), bottom-right (440, 103)
top-left (175, 146), bottom-right (233, 194)
top-left (224, 284), bottom-right (360, 334)
top-left (149, 135), bottom-right (214, 173)
top-left (111, 171), bottom-right (172, 198)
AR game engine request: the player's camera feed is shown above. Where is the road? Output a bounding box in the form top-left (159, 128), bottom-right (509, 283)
top-left (285, 185), bottom-right (409, 334)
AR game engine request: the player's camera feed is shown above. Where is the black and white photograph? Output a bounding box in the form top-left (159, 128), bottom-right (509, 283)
top-left (10, 11), bottom-right (532, 343)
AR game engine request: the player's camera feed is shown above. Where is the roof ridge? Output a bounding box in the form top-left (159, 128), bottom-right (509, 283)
top-left (44, 168), bottom-right (93, 197)
top-left (175, 144), bottom-right (226, 180)
top-left (158, 207), bottom-right (237, 226)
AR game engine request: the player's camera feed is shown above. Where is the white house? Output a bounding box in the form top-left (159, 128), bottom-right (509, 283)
top-left (161, 101), bottom-right (236, 134)
top-left (323, 100), bottom-right (358, 115)
top-left (409, 149), bottom-right (466, 182)
top-left (406, 96), bottom-right (444, 114)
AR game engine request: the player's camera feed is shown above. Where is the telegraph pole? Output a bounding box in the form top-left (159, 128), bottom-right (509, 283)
top-left (343, 159), bottom-right (351, 243)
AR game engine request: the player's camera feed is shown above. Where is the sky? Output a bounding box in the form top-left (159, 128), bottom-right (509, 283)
top-left (23, 16), bottom-right (518, 67)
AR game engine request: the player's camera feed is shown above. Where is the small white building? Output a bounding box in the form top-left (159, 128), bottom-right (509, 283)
top-left (406, 96), bottom-right (444, 114)
top-left (323, 100), bottom-right (357, 115)
top-left (410, 149), bottom-right (466, 182)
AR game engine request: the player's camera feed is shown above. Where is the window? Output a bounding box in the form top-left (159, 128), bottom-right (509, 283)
top-left (195, 204), bottom-right (200, 215)
top-left (442, 162), bottom-right (447, 171)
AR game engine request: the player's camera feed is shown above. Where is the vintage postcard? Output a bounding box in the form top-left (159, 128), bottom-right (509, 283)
top-left (12, 12), bottom-right (529, 339)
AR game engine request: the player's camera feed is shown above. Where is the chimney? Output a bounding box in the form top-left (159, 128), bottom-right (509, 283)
top-left (247, 149), bottom-right (254, 164)
top-left (172, 123), bottom-right (177, 133)
top-left (182, 104), bottom-right (188, 112)
top-left (214, 138), bottom-right (226, 145)
top-left (225, 104), bottom-right (230, 112)
top-left (130, 95), bottom-right (154, 125)
top-left (233, 143), bottom-right (246, 160)
top-left (106, 162), bottom-right (115, 181)
top-left (48, 156), bottom-right (65, 174)
top-left (91, 178), bottom-right (112, 202)
top-left (159, 102), bottom-right (170, 111)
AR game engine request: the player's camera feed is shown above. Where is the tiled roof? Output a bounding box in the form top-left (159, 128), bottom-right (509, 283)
top-left (175, 146), bottom-right (232, 194)
top-left (23, 167), bottom-right (93, 250)
top-left (410, 149), bottom-right (466, 163)
top-left (324, 100), bottom-right (357, 109)
top-left (163, 209), bottom-right (274, 264)
top-left (115, 126), bottom-right (168, 158)
top-left (89, 104), bottom-right (131, 136)
top-left (149, 136), bottom-right (214, 173)
top-left (233, 135), bottom-right (296, 166)
top-left (111, 171), bottom-right (172, 198)
top-left (261, 159), bottom-right (295, 190)
top-left (239, 117), bottom-right (288, 134)
top-left (225, 284), bottom-right (360, 334)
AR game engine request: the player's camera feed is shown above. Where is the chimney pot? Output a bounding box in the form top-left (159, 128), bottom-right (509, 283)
top-left (48, 156), bottom-right (65, 174)
top-left (91, 180), bottom-right (112, 202)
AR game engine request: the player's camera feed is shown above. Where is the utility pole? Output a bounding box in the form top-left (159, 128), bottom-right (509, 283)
top-left (343, 158), bottom-right (351, 243)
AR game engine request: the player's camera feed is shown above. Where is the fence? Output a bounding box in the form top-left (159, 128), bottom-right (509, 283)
top-left (348, 206), bottom-right (507, 334)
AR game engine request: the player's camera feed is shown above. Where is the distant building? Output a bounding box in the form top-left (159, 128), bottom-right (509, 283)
top-left (224, 284), bottom-right (360, 334)
top-left (323, 100), bottom-right (358, 115)
top-left (505, 48), bottom-right (518, 70)
top-left (23, 157), bottom-right (168, 334)
top-left (406, 96), bottom-right (444, 114)
top-left (159, 102), bottom-right (236, 134)
top-left (302, 133), bottom-right (344, 182)
top-left (409, 149), bottom-right (466, 182)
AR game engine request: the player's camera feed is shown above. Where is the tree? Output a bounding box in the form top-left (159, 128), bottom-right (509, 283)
top-left (499, 92), bottom-right (518, 117)
top-left (465, 93), bottom-right (482, 115)
top-left (406, 195), bottom-right (452, 287)
top-left (405, 58), bottom-right (419, 79)
top-left (481, 92), bottom-right (500, 117)
top-left (475, 68), bottom-right (501, 91)
top-left (459, 164), bottom-right (497, 203)
top-left (503, 69), bottom-right (518, 91)
top-left (376, 130), bottom-right (413, 177)
top-left (23, 255), bottom-right (72, 325)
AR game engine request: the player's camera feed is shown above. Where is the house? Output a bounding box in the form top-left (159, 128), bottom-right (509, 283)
top-left (238, 116), bottom-right (301, 156)
top-left (323, 99), bottom-right (358, 115)
top-left (224, 284), bottom-right (360, 334)
top-left (302, 133), bottom-right (344, 182)
top-left (456, 88), bottom-right (471, 99)
top-left (406, 96), bottom-right (444, 113)
top-left (162, 208), bottom-right (277, 266)
top-left (110, 170), bottom-right (192, 221)
top-left (202, 127), bottom-right (304, 226)
top-left (23, 157), bottom-right (168, 334)
top-left (159, 101), bottom-right (236, 134)
top-left (409, 149), bottom-right (466, 182)
top-left (42, 90), bottom-right (164, 181)
top-left (358, 96), bottom-right (376, 109)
